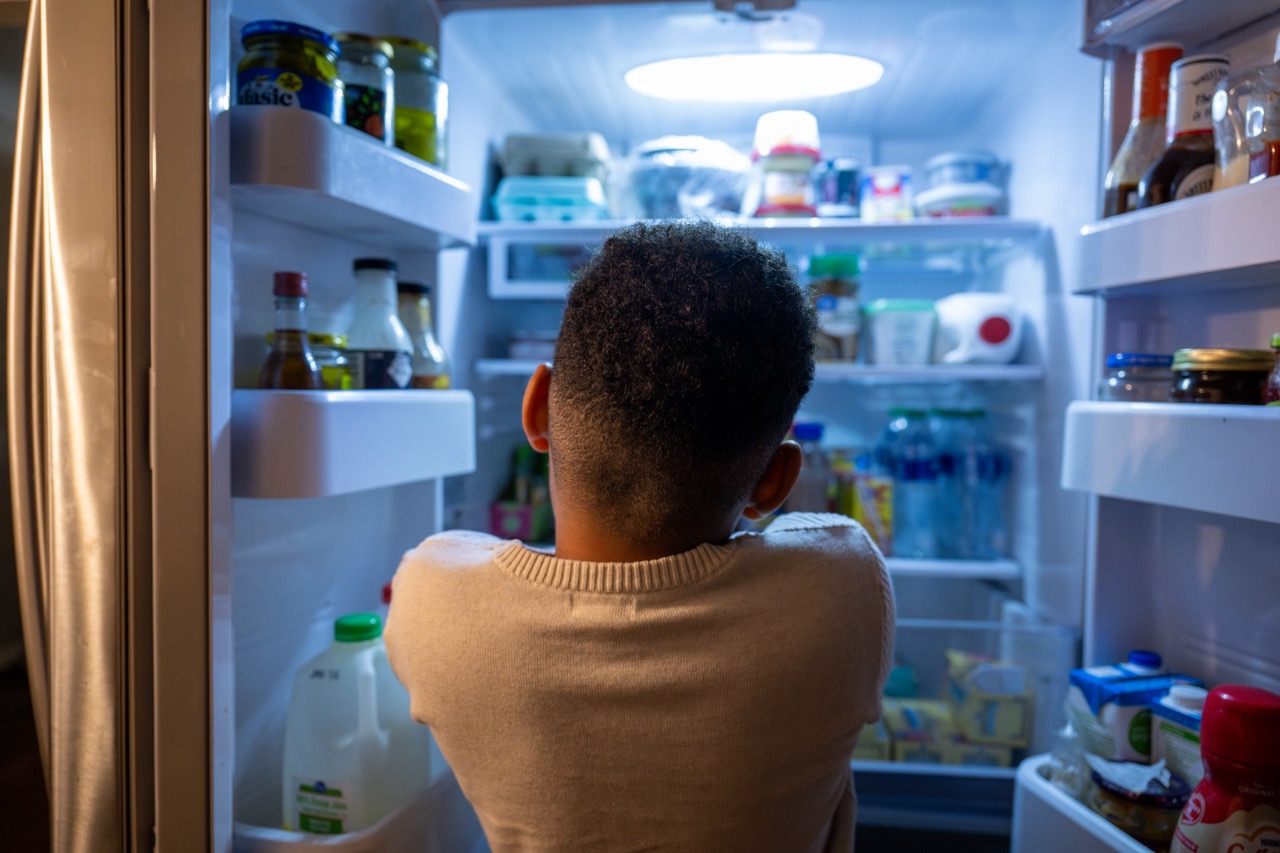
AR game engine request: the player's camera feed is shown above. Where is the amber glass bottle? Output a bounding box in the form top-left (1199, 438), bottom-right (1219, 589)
top-left (259, 271), bottom-right (324, 390)
top-left (396, 282), bottom-right (451, 389)
top-left (1137, 55), bottom-right (1230, 208)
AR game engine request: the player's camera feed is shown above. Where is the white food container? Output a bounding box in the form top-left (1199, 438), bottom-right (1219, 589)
top-left (863, 299), bottom-right (936, 365)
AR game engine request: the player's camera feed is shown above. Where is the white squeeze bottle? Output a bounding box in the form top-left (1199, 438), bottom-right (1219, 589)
top-left (282, 612), bottom-right (431, 834)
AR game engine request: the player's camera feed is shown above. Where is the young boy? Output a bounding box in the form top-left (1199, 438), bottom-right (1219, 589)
top-left (386, 221), bottom-right (895, 852)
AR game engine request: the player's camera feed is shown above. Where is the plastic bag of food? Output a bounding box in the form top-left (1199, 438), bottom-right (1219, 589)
top-left (620, 135), bottom-right (751, 220)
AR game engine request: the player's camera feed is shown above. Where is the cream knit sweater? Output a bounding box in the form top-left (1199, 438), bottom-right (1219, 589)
top-left (386, 513), bottom-right (894, 853)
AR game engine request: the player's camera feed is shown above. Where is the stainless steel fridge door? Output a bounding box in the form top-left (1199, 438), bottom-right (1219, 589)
top-left (7, 0), bottom-right (212, 850)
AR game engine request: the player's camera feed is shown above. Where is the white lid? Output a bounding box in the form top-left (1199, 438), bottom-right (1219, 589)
top-left (1169, 684), bottom-right (1209, 711)
top-left (1274, 32), bottom-right (1280, 65)
top-left (914, 182), bottom-right (1004, 208)
top-left (752, 109), bottom-right (821, 160)
top-left (925, 150), bottom-right (999, 171)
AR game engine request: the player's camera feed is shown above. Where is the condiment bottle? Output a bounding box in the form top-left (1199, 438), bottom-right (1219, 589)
top-left (807, 253), bottom-right (861, 362)
top-left (1137, 55), bottom-right (1230, 208)
top-left (1265, 333), bottom-right (1280, 405)
top-left (1170, 685), bottom-right (1280, 853)
top-left (335, 33), bottom-right (395, 145)
top-left (1103, 42), bottom-right (1183, 217)
top-left (346, 258), bottom-right (413, 389)
top-left (259, 271), bottom-right (324, 390)
top-left (384, 37), bottom-right (448, 168)
top-left (396, 282), bottom-right (451, 389)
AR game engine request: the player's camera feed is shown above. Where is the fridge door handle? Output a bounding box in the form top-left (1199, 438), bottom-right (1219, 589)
top-left (7, 0), bottom-right (51, 788)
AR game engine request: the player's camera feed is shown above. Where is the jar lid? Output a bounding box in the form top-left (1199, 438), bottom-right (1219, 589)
top-left (792, 421), bottom-right (823, 441)
top-left (1106, 352), bottom-right (1173, 369)
top-left (272, 271), bottom-right (308, 297)
top-left (353, 257), bottom-right (397, 272)
top-left (334, 31), bottom-right (394, 59)
top-left (1127, 649), bottom-right (1163, 671)
top-left (1200, 684), bottom-right (1280, 769)
top-left (334, 612), bottom-right (382, 643)
top-left (1171, 53), bottom-right (1230, 72)
top-left (925, 150), bottom-right (999, 171)
top-left (242, 20), bottom-right (338, 55)
top-left (1089, 767), bottom-right (1192, 808)
top-left (1168, 684), bottom-right (1209, 712)
top-left (1172, 348), bottom-right (1273, 371)
top-left (865, 299), bottom-right (935, 314)
top-left (397, 281), bottom-right (430, 296)
top-left (808, 253), bottom-right (861, 278)
top-left (1271, 332), bottom-right (1280, 348)
top-left (887, 407), bottom-right (927, 418)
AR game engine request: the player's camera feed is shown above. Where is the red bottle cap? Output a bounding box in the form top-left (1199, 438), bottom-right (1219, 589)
top-left (272, 271), bottom-right (308, 297)
top-left (1200, 684), bottom-right (1280, 769)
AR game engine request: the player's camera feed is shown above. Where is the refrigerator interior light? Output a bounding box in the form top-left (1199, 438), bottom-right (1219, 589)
top-left (624, 52), bottom-right (884, 102)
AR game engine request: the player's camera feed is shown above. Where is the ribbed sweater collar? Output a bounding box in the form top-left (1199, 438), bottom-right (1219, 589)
top-left (494, 539), bottom-right (736, 593)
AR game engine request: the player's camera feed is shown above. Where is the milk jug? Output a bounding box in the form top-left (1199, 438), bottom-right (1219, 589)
top-left (282, 613), bottom-right (432, 834)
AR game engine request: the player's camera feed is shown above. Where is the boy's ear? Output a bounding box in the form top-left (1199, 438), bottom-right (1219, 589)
top-left (742, 440), bottom-right (803, 520)
top-left (521, 362), bottom-right (553, 453)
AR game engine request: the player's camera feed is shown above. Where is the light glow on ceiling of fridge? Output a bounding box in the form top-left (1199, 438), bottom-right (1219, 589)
top-left (624, 52), bottom-right (883, 102)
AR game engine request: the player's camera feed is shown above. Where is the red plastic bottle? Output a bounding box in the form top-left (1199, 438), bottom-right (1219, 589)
top-left (1171, 685), bottom-right (1280, 852)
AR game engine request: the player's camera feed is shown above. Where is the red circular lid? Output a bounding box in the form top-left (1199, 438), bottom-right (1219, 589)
top-left (381, 582), bottom-right (393, 606)
top-left (979, 316), bottom-right (1012, 344)
top-left (273, 271), bottom-right (308, 297)
top-left (1201, 684), bottom-right (1280, 768)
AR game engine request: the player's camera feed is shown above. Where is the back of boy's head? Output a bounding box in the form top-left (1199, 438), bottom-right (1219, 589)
top-left (550, 220), bottom-right (816, 542)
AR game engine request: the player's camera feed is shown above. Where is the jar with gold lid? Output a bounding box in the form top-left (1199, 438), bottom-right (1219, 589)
top-left (335, 32), bottom-right (394, 144)
top-left (1168, 348), bottom-right (1272, 404)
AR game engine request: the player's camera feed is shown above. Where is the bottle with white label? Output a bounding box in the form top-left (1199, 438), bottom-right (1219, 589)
top-left (282, 613), bottom-right (432, 834)
top-left (1137, 54), bottom-right (1230, 208)
top-left (346, 258), bottom-right (413, 389)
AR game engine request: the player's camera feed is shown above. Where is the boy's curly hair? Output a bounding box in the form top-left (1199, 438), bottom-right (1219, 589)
top-left (549, 220), bottom-right (816, 541)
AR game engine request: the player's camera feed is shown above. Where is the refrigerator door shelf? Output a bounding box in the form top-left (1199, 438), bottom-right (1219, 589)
top-left (1062, 401), bottom-right (1280, 523)
top-left (233, 768), bottom-right (485, 853)
top-left (1012, 753), bottom-right (1149, 853)
top-left (231, 390), bottom-right (476, 499)
top-left (229, 105), bottom-right (476, 250)
top-left (475, 359), bottom-right (1043, 383)
top-left (1077, 177), bottom-right (1280, 295)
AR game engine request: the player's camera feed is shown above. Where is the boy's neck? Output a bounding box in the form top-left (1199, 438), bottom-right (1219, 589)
top-left (550, 506), bottom-right (738, 563)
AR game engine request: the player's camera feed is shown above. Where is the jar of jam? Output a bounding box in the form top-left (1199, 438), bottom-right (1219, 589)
top-left (1265, 333), bottom-right (1280, 405)
top-left (236, 20), bottom-right (343, 123)
top-left (1099, 353), bottom-right (1174, 402)
top-left (1168, 348), bottom-right (1272, 404)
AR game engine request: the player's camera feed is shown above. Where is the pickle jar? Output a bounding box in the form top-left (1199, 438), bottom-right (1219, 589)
top-left (383, 37), bottom-right (448, 168)
top-left (1099, 353), bottom-right (1174, 402)
top-left (236, 20), bottom-right (343, 123)
top-left (807, 253), bottom-right (861, 362)
top-left (309, 333), bottom-right (352, 390)
top-left (1169, 347), bottom-right (1273, 404)
top-left (335, 33), bottom-right (394, 145)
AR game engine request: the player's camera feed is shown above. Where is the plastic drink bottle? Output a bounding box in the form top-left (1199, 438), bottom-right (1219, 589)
top-left (1171, 684), bottom-right (1280, 852)
top-left (282, 613), bottom-right (432, 834)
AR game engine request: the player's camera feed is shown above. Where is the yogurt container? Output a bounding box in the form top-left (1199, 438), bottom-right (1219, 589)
top-left (863, 299), bottom-right (936, 366)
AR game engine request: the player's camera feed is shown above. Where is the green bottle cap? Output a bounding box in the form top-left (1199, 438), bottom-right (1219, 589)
top-left (334, 612), bottom-right (383, 643)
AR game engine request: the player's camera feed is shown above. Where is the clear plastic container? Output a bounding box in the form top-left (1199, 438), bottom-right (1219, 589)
top-left (493, 176), bottom-right (609, 222)
top-left (1098, 352), bottom-right (1174, 402)
top-left (282, 613), bottom-right (432, 835)
top-left (863, 299), bottom-right (936, 366)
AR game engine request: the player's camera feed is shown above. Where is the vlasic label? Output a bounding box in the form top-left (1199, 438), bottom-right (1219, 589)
top-left (237, 67), bottom-right (343, 122)
top-left (290, 776), bottom-right (349, 835)
top-left (350, 350), bottom-right (412, 389)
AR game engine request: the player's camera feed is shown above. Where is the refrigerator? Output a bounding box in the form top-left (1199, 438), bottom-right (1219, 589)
top-left (8, 0), bottom-right (1279, 851)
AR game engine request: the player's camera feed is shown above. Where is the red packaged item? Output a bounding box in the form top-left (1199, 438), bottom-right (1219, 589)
top-left (1171, 684), bottom-right (1280, 853)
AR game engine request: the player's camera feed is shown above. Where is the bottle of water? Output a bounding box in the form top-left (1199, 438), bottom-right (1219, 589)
top-left (785, 421), bottom-right (831, 513)
top-left (880, 409), bottom-right (937, 558)
top-left (934, 409), bottom-right (1010, 559)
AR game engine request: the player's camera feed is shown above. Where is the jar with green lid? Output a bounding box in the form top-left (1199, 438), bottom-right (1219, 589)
top-left (807, 253), bottom-right (861, 361)
top-left (1168, 347), bottom-right (1272, 404)
top-left (266, 331), bottom-right (351, 390)
top-left (335, 33), bottom-right (394, 144)
top-left (237, 20), bottom-right (343, 123)
top-left (383, 37), bottom-right (448, 168)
